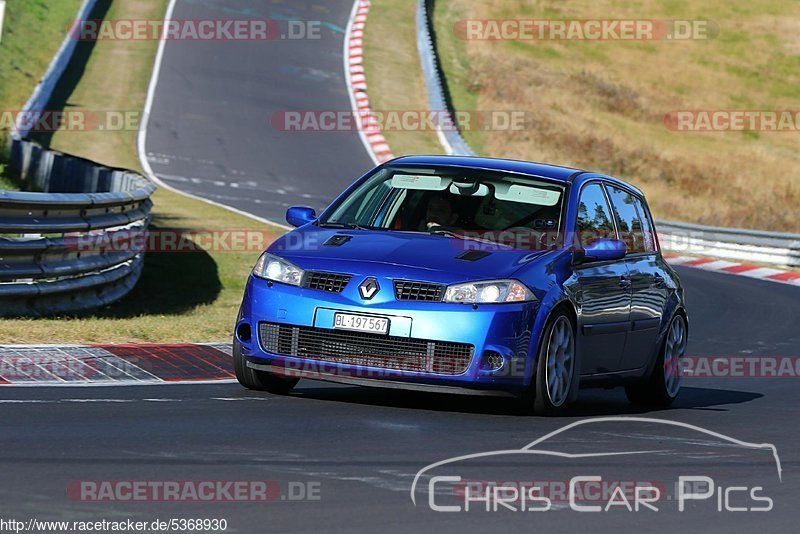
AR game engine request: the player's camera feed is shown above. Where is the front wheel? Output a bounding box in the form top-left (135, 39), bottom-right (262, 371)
top-left (626, 313), bottom-right (687, 407)
top-left (233, 339), bottom-right (299, 394)
top-left (520, 310), bottom-right (578, 416)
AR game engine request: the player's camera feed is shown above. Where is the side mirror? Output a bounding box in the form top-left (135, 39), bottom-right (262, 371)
top-left (575, 238), bottom-right (627, 264)
top-left (286, 206), bottom-right (317, 228)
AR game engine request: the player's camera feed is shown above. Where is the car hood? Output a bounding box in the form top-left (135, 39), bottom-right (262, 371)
top-left (269, 227), bottom-right (547, 284)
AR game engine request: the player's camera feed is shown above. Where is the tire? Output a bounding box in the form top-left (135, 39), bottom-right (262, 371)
top-left (625, 313), bottom-right (687, 407)
top-left (233, 339), bottom-right (299, 394)
top-left (520, 309), bottom-right (578, 416)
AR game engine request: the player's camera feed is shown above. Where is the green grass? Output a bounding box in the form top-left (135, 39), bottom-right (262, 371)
top-left (0, 0), bottom-right (285, 343)
top-left (362, 0), bottom-right (442, 156)
top-left (0, 163), bottom-right (13, 189)
top-left (0, 0), bottom-right (84, 187)
top-left (430, 0), bottom-right (484, 153)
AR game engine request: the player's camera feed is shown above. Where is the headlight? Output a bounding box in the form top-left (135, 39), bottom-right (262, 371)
top-left (443, 279), bottom-right (535, 304)
top-left (252, 253), bottom-right (304, 286)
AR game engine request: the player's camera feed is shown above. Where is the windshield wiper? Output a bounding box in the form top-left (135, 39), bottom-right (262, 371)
top-left (317, 222), bottom-right (381, 231)
top-left (428, 228), bottom-right (460, 238)
top-left (428, 228), bottom-right (508, 246)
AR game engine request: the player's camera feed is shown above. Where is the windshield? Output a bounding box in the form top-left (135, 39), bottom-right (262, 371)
top-left (319, 166), bottom-right (565, 250)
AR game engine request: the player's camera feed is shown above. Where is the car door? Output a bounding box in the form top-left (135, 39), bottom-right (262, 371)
top-left (605, 185), bottom-right (668, 371)
top-left (570, 182), bottom-right (632, 375)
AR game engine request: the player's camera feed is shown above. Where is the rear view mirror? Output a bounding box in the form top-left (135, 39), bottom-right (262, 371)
top-left (286, 206), bottom-right (317, 227)
top-left (576, 238), bottom-right (627, 263)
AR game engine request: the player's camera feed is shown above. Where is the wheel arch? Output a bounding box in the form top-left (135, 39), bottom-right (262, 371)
top-left (523, 294), bottom-right (579, 388)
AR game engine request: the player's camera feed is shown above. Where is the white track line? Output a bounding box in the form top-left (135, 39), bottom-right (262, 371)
top-left (1, 379), bottom-right (238, 388)
top-left (136, 0), bottom-right (291, 231)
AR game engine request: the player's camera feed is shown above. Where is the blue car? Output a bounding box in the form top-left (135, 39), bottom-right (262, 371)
top-left (233, 156), bottom-right (687, 415)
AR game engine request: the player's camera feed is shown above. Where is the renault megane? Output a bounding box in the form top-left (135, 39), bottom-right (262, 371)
top-left (233, 156), bottom-right (687, 415)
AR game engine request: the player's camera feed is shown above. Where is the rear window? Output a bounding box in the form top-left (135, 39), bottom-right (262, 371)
top-left (632, 194), bottom-right (658, 252)
top-left (605, 185), bottom-right (648, 254)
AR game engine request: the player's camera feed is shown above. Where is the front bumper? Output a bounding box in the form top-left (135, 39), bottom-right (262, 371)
top-left (236, 276), bottom-right (540, 394)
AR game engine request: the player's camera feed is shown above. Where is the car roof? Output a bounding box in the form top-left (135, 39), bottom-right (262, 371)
top-left (388, 155), bottom-right (646, 198)
top-left (388, 155), bottom-right (582, 182)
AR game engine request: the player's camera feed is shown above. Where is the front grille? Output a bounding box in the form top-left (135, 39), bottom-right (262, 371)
top-left (304, 271), bottom-right (352, 293)
top-left (394, 280), bottom-right (446, 302)
top-left (259, 322), bottom-right (473, 375)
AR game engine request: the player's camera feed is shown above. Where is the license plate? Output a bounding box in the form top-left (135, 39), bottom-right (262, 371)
top-left (333, 313), bottom-right (389, 335)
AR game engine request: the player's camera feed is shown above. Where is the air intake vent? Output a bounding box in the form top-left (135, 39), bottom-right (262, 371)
top-left (304, 272), bottom-right (352, 293)
top-left (259, 322), bottom-right (473, 375)
top-left (393, 280), bottom-right (445, 302)
top-left (455, 250), bottom-right (491, 261)
top-left (323, 235), bottom-right (352, 247)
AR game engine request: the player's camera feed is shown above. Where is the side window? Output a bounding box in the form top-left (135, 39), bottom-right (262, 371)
top-left (632, 196), bottom-right (658, 252)
top-left (605, 186), bottom-right (646, 253)
top-left (575, 183), bottom-right (616, 247)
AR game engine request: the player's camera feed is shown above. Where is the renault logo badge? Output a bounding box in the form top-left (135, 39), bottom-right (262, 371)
top-left (359, 277), bottom-right (379, 300)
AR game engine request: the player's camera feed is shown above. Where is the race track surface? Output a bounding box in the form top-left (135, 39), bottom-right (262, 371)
top-left (3, 0), bottom-right (798, 530)
top-left (142, 0), bottom-right (374, 223)
top-left (2, 269), bottom-right (798, 530)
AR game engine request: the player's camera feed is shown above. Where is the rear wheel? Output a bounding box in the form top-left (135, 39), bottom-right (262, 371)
top-left (233, 339), bottom-right (299, 394)
top-left (625, 314), bottom-right (686, 407)
top-left (520, 310), bottom-right (577, 416)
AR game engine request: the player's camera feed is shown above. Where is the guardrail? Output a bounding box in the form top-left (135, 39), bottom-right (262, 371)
top-left (1, 138), bottom-right (154, 316)
top-left (415, 0), bottom-right (800, 268)
top-left (0, 0), bottom-right (155, 316)
top-left (656, 220), bottom-right (800, 267)
top-left (416, 0), bottom-right (475, 157)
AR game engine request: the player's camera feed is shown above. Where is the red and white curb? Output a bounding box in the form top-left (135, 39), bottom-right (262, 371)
top-left (345, 0), bottom-right (394, 164)
top-left (663, 253), bottom-right (800, 287)
top-left (0, 343), bottom-right (234, 386)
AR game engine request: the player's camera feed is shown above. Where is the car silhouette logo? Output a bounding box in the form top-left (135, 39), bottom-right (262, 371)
top-left (359, 277), bottom-right (379, 300)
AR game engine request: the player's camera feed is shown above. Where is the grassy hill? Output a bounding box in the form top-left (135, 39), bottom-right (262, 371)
top-left (365, 0), bottom-right (800, 232)
top-left (434, 0), bottom-right (800, 231)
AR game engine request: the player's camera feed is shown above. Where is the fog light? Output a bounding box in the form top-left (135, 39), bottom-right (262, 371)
top-left (483, 351), bottom-right (504, 370)
top-left (236, 322), bottom-right (251, 342)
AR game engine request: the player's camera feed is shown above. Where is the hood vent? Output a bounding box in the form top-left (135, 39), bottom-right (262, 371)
top-left (323, 235), bottom-right (352, 247)
top-left (455, 250), bottom-right (491, 262)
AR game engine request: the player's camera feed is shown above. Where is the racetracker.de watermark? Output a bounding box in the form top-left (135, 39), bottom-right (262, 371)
top-left (0, 356), bottom-right (151, 381)
top-left (65, 229), bottom-right (762, 256)
top-left (67, 229), bottom-right (278, 253)
top-left (69, 19), bottom-right (323, 41)
top-left (271, 110), bottom-right (530, 132)
top-left (454, 19), bottom-right (719, 41)
top-left (664, 110), bottom-right (800, 132)
top-left (0, 110), bottom-right (143, 133)
top-left (67, 480), bottom-right (320, 502)
top-left (682, 357), bottom-right (800, 378)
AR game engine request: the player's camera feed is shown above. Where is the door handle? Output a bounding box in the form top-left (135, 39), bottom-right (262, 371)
top-left (653, 274), bottom-right (666, 288)
top-left (619, 276), bottom-right (632, 289)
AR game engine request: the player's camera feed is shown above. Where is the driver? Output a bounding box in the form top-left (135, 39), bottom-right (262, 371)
top-left (421, 193), bottom-right (459, 230)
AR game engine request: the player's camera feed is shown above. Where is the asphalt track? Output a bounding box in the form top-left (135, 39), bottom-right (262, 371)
top-left (142, 0), bottom-right (374, 222)
top-left (3, 0), bottom-right (799, 531)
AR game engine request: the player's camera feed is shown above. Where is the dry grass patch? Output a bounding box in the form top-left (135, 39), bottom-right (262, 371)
top-left (433, 0), bottom-right (800, 231)
top-left (363, 0), bottom-right (443, 156)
